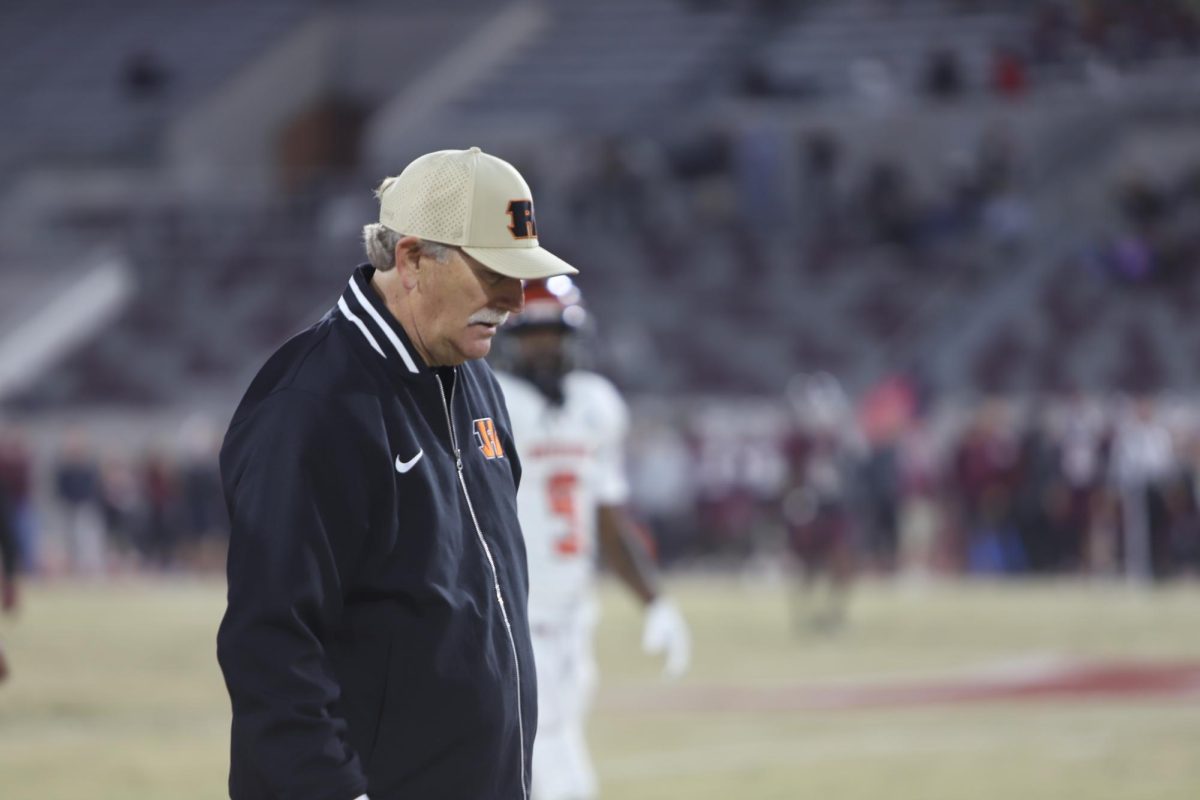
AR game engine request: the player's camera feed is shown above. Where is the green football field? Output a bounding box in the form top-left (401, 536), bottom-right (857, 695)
top-left (2, 575), bottom-right (1199, 799)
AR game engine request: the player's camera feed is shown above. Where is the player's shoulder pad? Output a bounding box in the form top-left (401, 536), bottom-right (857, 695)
top-left (494, 369), bottom-right (539, 400)
top-left (565, 370), bottom-right (629, 428)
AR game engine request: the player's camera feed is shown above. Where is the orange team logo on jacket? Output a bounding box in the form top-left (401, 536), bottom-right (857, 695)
top-left (473, 417), bottom-right (505, 459)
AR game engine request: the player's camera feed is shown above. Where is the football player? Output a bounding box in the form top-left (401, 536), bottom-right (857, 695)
top-left (496, 278), bottom-right (690, 800)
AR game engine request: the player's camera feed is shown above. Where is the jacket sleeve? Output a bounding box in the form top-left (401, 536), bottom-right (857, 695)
top-left (217, 389), bottom-right (375, 800)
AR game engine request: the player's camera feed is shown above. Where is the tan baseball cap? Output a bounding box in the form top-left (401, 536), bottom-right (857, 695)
top-left (377, 147), bottom-right (578, 280)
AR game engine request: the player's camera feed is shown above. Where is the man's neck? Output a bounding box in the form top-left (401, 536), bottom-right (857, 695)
top-left (370, 270), bottom-right (436, 367)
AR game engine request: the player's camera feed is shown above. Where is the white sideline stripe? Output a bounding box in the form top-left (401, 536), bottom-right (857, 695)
top-left (348, 278), bottom-right (418, 373)
top-left (337, 297), bottom-right (385, 358)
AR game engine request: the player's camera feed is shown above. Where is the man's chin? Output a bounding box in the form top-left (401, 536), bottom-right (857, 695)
top-left (458, 340), bottom-right (493, 362)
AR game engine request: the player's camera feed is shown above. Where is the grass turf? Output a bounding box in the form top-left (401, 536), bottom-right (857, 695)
top-left (1, 575), bottom-right (1198, 799)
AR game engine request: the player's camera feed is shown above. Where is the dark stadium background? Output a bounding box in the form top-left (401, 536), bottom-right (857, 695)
top-left (1, 2), bottom-right (1199, 798)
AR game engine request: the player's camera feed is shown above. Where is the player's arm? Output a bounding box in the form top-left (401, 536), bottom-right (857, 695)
top-left (597, 504), bottom-right (690, 678)
top-left (596, 504), bottom-right (658, 605)
top-left (592, 376), bottom-right (690, 677)
top-left (592, 380), bottom-right (658, 605)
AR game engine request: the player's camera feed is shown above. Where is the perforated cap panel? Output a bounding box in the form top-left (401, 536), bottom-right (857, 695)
top-left (378, 149), bottom-right (476, 244)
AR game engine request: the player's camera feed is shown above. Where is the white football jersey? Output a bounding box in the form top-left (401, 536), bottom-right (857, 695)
top-left (497, 370), bottom-right (630, 623)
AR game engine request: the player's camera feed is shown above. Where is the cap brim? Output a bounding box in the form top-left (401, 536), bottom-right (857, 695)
top-left (461, 244), bottom-right (578, 280)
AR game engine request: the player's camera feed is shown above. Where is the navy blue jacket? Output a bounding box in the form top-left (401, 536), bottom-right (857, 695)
top-left (217, 266), bottom-right (536, 800)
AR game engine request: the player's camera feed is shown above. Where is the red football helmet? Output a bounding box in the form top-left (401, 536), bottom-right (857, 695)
top-left (508, 276), bottom-right (587, 331)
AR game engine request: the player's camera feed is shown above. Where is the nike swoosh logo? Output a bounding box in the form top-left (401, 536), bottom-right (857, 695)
top-left (394, 449), bottom-right (424, 474)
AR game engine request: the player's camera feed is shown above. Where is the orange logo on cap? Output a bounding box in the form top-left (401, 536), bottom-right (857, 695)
top-left (473, 417), bottom-right (505, 459)
top-left (507, 200), bottom-right (537, 240)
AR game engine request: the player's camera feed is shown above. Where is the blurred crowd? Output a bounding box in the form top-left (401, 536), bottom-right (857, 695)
top-left (0, 420), bottom-right (226, 577)
top-left (561, 119), bottom-right (1033, 266)
top-left (734, 0), bottom-right (1200, 105)
top-left (3, 384), bottom-right (1200, 584)
top-left (1028, 0), bottom-right (1200, 65)
top-left (627, 379), bottom-right (1200, 583)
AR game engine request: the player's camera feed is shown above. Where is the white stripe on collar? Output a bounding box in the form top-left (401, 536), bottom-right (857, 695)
top-left (348, 277), bottom-right (420, 374)
top-left (337, 296), bottom-right (385, 358)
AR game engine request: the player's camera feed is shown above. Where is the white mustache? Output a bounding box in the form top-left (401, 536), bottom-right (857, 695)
top-left (469, 310), bottom-right (509, 326)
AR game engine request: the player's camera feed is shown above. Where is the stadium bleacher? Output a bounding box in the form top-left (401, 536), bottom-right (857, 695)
top-left (0, 0), bottom-right (319, 177)
top-left (3, 0), bottom-right (1200, 411)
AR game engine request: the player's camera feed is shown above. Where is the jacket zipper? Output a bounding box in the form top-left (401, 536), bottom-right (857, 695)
top-left (435, 370), bottom-right (528, 800)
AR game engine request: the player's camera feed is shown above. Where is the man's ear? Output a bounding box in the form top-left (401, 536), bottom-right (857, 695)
top-left (393, 236), bottom-right (423, 292)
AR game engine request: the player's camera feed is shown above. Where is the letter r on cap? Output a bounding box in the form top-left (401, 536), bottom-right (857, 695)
top-left (507, 200), bottom-right (537, 240)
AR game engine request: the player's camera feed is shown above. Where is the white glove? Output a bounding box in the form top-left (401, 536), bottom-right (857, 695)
top-left (641, 597), bottom-right (691, 679)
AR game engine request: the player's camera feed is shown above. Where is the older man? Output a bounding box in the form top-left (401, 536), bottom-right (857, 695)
top-left (217, 148), bottom-right (575, 800)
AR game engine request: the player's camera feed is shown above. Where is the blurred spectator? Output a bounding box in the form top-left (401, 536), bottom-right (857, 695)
top-left (780, 375), bottom-right (859, 630)
top-left (737, 57), bottom-right (819, 100)
top-left (1013, 407), bottom-right (1073, 571)
top-left (981, 191), bottom-right (1034, 253)
top-left (990, 45), bottom-right (1030, 99)
top-left (120, 48), bottom-right (171, 158)
top-left (896, 418), bottom-right (946, 578)
top-left (796, 130), bottom-right (843, 258)
top-left (1086, 483), bottom-right (1123, 575)
top-left (859, 160), bottom-right (921, 251)
top-left (1058, 393), bottom-right (1112, 570)
top-left (976, 125), bottom-right (1035, 253)
top-left (177, 418), bottom-right (226, 570)
top-left (1086, 162), bottom-right (1200, 287)
top-left (54, 432), bottom-right (105, 576)
top-left (922, 48), bottom-right (966, 100)
top-left (1172, 434), bottom-right (1200, 575)
top-left (627, 413), bottom-right (695, 566)
top-left (1111, 235), bottom-right (1154, 282)
top-left (1112, 397), bottom-right (1175, 580)
top-left (663, 129), bottom-right (738, 233)
top-left (99, 456), bottom-right (140, 568)
top-left (1162, 471), bottom-right (1200, 577)
top-left (120, 49), bottom-right (171, 103)
top-left (0, 427), bottom-right (37, 572)
top-left (733, 124), bottom-right (789, 235)
top-left (571, 137), bottom-right (664, 234)
top-left (1117, 172), bottom-right (1169, 231)
top-left (0, 479), bottom-right (17, 683)
top-left (140, 450), bottom-right (181, 569)
top-left (952, 401), bottom-right (1022, 573)
top-left (0, 479), bottom-right (17, 614)
top-left (856, 374), bottom-right (918, 571)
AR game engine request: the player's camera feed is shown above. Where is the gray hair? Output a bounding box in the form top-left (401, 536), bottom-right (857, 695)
top-left (361, 223), bottom-right (454, 271)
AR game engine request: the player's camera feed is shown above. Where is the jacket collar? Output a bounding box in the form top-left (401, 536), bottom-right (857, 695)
top-left (336, 265), bottom-right (427, 377)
